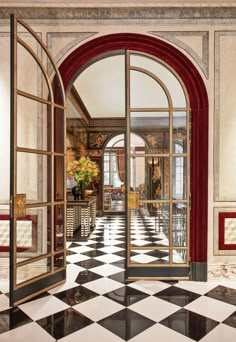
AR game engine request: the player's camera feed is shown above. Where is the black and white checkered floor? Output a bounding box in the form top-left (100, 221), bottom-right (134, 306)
top-left (0, 215), bottom-right (236, 341)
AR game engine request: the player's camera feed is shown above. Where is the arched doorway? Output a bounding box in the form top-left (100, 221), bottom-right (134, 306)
top-left (60, 33), bottom-right (208, 280)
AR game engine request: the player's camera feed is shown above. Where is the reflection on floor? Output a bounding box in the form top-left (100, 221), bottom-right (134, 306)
top-left (0, 215), bottom-right (236, 341)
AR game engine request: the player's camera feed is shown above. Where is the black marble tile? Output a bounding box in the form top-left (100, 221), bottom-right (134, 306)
top-left (66, 250), bottom-right (77, 256)
top-left (81, 250), bottom-right (106, 258)
top-left (98, 308), bottom-right (155, 340)
top-left (146, 250), bottom-right (169, 258)
top-left (155, 286), bottom-right (201, 307)
top-left (113, 250), bottom-right (127, 257)
top-left (223, 311), bottom-right (236, 328)
top-left (104, 286), bottom-right (148, 306)
top-left (161, 280), bottom-right (179, 285)
top-left (87, 242), bottom-right (105, 249)
top-left (75, 259), bottom-right (105, 269)
top-left (205, 285), bottom-right (236, 306)
top-left (110, 260), bottom-right (125, 269)
top-left (68, 242), bottom-right (80, 248)
top-left (116, 243), bottom-right (126, 249)
top-left (108, 271), bottom-right (126, 284)
top-left (160, 308), bottom-right (219, 341)
top-left (0, 307), bottom-right (32, 334)
top-left (54, 285), bottom-right (98, 306)
top-left (36, 308), bottom-right (93, 340)
top-left (75, 270), bottom-right (103, 284)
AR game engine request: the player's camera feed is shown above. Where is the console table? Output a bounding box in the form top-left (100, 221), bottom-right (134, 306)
top-left (66, 197), bottom-right (96, 240)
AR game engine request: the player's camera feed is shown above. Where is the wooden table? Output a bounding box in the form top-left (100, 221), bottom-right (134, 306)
top-left (66, 197), bottom-right (96, 240)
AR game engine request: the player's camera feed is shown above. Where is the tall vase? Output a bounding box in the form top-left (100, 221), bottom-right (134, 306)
top-left (80, 182), bottom-right (86, 200)
top-left (72, 185), bottom-right (80, 200)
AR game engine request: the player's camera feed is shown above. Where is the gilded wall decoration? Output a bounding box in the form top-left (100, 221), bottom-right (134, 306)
top-left (89, 133), bottom-right (110, 148)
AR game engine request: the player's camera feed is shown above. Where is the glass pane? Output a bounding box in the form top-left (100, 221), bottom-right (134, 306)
top-left (130, 70), bottom-right (169, 108)
top-left (130, 112), bottom-right (169, 154)
top-left (173, 203), bottom-right (187, 247)
top-left (17, 152), bottom-right (51, 204)
top-left (17, 21), bottom-right (64, 106)
top-left (16, 206), bottom-right (52, 263)
top-left (17, 95), bottom-right (51, 151)
top-left (54, 252), bottom-right (65, 270)
top-left (173, 249), bottom-right (187, 264)
top-left (55, 156), bottom-right (64, 201)
top-left (172, 156), bottom-right (187, 200)
top-left (130, 204), bottom-right (170, 247)
top-left (130, 249), bottom-right (169, 264)
top-left (132, 157), bottom-right (169, 200)
top-left (54, 204), bottom-right (64, 251)
top-left (130, 53), bottom-right (187, 107)
top-left (173, 112), bottom-right (187, 153)
top-left (17, 42), bottom-right (50, 100)
top-left (54, 107), bottom-right (64, 153)
top-left (16, 256), bottom-right (51, 285)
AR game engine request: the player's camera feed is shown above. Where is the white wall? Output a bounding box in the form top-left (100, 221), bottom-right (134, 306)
top-left (0, 35), bottom-right (10, 202)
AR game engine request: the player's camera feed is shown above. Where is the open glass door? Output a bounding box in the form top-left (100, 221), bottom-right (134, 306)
top-left (10, 15), bottom-right (66, 305)
top-left (126, 51), bottom-right (191, 280)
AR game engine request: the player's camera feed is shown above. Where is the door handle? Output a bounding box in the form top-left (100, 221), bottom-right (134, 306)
top-left (128, 191), bottom-right (139, 209)
top-left (14, 194), bottom-right (26, 218)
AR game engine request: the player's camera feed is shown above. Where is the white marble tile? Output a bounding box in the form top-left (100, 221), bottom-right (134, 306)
top-left (66, 253), bottom-right (90, 263)
top-left (131, 240), bottom-right (152, 246)
top-left (83, 277), bottom-right (123, 295)
top-left (48, 281), bottom-right (78, 295)
top-left (0, 294), bottom-right (10, 311)
top-left (75, 240), bottom-right (97, 246)
top-left (19, 295), bottom-right (69, 321)
top-left (0, 282), bottom-right (9, 294)
top-left (129, 323), bottom-right (193, 342)
top-left (200, 323), bottom-right (236, 342)
top-left (58, 323), bottom-right (124, 342)
top-left (90, 264), bottom-right (123, 277)
top-left (129, 296), bottom-right (179, 322)
top-left (97, 246), bottom-right (124, 254)
top-left (175, 281), bottom-right (219, 295)
top-left (128, 280), bottom-right (171, 295)
top-left (74, 295), bottom-right (124, 321)
top-left (130, 254), bottom-right (158, 263)
top-left (185, 295), bottom-right (235, 322)
top-left (66, 264), bottom-right (85, 282)
top-left (0, 322), bottom-right (55, 342)
top-left (94, 254), bottom-right (124, 264)
top-left (68, 245), bottom-right (94, 254)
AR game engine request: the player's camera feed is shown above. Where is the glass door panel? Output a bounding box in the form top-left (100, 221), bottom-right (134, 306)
top-left (10, 15), bottom-right (66, 306)
top-left (126, 50), bottom-right (190, 280)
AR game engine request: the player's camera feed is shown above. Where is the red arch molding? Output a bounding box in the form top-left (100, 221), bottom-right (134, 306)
top-left (59, 33), bottom-right (208, 264)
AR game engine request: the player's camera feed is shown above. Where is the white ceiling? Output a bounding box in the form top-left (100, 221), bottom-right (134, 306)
top-left (73, 55), bottom-right (126, 118)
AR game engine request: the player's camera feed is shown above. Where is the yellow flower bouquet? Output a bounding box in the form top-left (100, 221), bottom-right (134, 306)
top-left (66, 156), bottom-right (99, 185)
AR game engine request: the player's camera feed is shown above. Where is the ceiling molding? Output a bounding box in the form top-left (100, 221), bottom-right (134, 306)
top-left (68, 86), bottom-right (91, 123)
top-left (2, 6), bottom-right (236, 19)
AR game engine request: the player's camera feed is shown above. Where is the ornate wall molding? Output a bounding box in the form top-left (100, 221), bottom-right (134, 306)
top-left (2, 6), bottom-right (236, 20)
top-left (149, 31), bottom-right (209, 78)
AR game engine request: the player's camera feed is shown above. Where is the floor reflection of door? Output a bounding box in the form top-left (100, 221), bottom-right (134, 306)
top-left (126, 51), bottom-right (190, 279)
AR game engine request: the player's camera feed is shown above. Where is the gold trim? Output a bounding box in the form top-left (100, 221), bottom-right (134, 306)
top-left (14, 279), bottom-right (66, 305)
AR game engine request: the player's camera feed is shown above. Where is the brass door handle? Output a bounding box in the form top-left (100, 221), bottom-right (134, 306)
top-left (14, 194), bottom-right (26, 218)
top-left (128, 191), bottom-right (139, 209)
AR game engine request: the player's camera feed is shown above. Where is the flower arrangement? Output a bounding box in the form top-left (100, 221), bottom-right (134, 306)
top-left (66, 156), bottom-right (99, 185)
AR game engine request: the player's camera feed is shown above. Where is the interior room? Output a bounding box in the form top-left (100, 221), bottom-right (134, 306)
top-left (0, 1), bottom-right (236, 341)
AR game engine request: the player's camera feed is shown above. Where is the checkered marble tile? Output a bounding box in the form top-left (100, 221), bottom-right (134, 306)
top-left (0, 215), bottom-right (236, 341)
